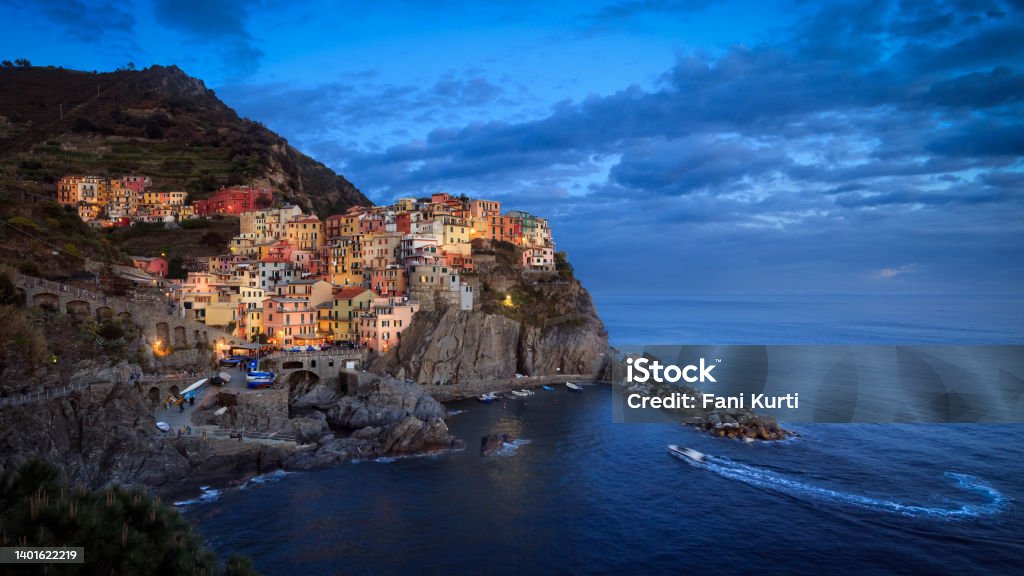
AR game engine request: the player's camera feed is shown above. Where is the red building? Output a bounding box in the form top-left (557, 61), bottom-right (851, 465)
top-left (193, 185), bottom-right (273, 216)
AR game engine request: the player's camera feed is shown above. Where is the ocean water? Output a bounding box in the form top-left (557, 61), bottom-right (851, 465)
top-left (184, 296), bottom-right (1024, 574)
top-left (593, 293), bottom-right (1024, 344)
top-left (186, 388), bottom-right (1024, 575)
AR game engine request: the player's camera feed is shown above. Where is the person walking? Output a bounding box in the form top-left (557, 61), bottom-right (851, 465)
top-left (189, 396), bottom-right (195, 407)
top-left (179, 402), bottom-right (184, 414)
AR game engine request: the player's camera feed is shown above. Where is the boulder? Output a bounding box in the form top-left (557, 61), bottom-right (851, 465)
top-left (290, 417), bottom-right (325, 445)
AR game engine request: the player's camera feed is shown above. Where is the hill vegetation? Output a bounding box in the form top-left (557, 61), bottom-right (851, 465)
top-left (0, 64), bottom-right (371, 216)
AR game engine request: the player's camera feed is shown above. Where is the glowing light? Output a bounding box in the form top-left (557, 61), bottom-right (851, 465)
top-left (502, 294), bottom-right (514, 308)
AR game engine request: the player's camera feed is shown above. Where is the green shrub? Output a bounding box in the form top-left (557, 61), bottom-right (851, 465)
top-left (7, 215), bottom-right (40, 231)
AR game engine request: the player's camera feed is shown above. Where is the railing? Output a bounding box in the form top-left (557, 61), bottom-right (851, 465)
top-left (266, 349), bottom-right (365, 362)
top-left (0, 381), bottom-right (96, 409)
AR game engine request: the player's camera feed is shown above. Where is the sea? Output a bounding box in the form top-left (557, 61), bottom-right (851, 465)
top-left (184, 295), bottom-right (1024, 575)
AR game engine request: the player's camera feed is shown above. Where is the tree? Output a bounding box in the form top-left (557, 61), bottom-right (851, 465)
top-left (1, 60), bottom-right (12, 67)
top-left (14, 58), bottom-right (31, 67)
top-left (0, 460), bottom-right (260, 575)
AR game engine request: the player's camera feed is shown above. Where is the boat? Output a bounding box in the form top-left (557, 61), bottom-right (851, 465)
top-left (478, 393), bottom-right (497, 403)
top-left (667, 444), bottom-right (706, 463)
top-left (247, 379), bottom-right (274, 389)
top-left (218, 371), bottom-right (231, 383)
top-left (246, 371), bottom-right (275, 382)
top-left (542, 385), bottom-right (555, 391)
top-left (511, 390), bottom-right (530, 397)
top-left (566, 382), bottom-right (583, 392)
top-left (155, 421), bottom-right (170, 432)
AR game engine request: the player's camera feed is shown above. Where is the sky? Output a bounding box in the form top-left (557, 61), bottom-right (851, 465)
top-left (3, 0), bottom-right (1023, 298)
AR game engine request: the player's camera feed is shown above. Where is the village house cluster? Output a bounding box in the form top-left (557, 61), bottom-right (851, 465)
top-left (56, 175), bottom-right (272, 226)
top-left (163, 192), bottom-right (555, 353)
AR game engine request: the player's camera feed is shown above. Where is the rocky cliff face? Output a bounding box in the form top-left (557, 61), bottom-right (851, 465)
top-left (372, 241), bottom-right (610, 386)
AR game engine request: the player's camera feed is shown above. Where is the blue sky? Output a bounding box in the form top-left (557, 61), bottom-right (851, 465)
top-left (3, 0), bottom-right (1024, 297)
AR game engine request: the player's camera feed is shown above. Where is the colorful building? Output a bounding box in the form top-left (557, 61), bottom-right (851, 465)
top-left (193, 185), bottom-right (273, 216)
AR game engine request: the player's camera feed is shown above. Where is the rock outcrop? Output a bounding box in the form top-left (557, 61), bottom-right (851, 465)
top-left (283, 372), bottom-right (461, 469)
top-left (372, 240), bottom-right (610, 388)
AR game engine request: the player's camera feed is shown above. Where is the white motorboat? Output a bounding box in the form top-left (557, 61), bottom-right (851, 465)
top-left (668, 444), bottom-right (706, 463)
top-left (566, 382), bottom-right (583, 392)
top-left (511, 389), bottom-right (531, 397)
top-left (156, 422), bottom-right (170, 432)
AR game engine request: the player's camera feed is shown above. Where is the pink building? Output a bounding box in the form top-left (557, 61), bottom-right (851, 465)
top-left (262, 297), bottom-right (320, 348)
top-left (128, 255), bottom-right (168, 277)
top-left (358, 296), bottom-right (420, 353)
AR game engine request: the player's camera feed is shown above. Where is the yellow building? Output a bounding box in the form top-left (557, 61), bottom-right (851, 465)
top-left (439, 216), bottom-right (470, 246)
top-left (320, 286), bottom-right (375, 342)
top-left (286, 216), bottom-right (325, 251)
top-left (324, 239), bottom-right (364, 287)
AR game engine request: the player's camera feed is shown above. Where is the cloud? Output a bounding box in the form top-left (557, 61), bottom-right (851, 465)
top-left (874, 264), bottom-right (917, 280)
top-left (19, 0), bottom-right (136, 46)
top-left (208, 0), bottom-right (1024, 294)
top-left (152, 0), bottom-right (263, 75)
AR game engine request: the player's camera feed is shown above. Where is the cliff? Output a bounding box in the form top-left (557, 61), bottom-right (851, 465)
top-left (372, 240), bottom-right (610, 393)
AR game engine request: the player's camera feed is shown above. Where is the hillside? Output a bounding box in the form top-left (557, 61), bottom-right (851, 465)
top-left (0, 64), bottom-right (371, 216)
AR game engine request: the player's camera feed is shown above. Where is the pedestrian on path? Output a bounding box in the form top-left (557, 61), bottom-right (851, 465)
top-left (179, 403), bottom-right (184, 414)
top-left (186, 425), bottom-right (192, 436)
top-left (189, 396), bottom-right (195, 407)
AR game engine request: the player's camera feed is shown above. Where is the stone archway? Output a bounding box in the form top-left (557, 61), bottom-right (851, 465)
top-left (148, 386), bottom-right (161, 406)
top-left (168, 384), bottom-right (180, 397)
top-left (95, 306), bottom-right (114, 321)
top-left (118, 311), bottom-right (132, 323)
top-left (32, 292), bottom-right (59, 310)
top-left (66, 300), bottom-right (90, 318)
top-left (173, 326), bottom-right (187, 347)
top-left (14, 287), bottom-right (26, 305)
top-left (286, 370), bottom-right (320, 401)
top-left (155, 322), bottom-right (170, 347)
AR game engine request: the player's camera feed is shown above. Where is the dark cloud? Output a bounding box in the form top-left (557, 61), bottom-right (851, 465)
top-left (152, 0), bottom-right (263, 75)
top-left (20, 0), bottom-right (135, 45)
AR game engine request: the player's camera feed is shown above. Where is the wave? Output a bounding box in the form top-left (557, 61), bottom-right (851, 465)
top-left (173, 486), bottom-right (222, 507)
top-left (687, 456), bottom-right (1009, 520)
top-left (493, 438), bottom-right (531, 457)
top-left (241, 469), bottom-right (294, 489)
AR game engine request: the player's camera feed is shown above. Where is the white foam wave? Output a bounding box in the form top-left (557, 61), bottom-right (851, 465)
top-left (173, 486), bottom-right (221, 507)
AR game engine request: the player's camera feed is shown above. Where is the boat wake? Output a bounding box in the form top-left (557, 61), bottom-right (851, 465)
top-left (690, 456), bottom-right (1009, 520)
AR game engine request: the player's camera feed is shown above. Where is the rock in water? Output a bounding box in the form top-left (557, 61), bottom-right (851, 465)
top-left (480, 434), bottom-right (504, 456)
